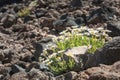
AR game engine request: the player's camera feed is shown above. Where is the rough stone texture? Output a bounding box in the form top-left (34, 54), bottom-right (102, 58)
top-left (87, 6), bottom-right (115, 24)
top-left (9, 72), bottom-right (28, 80)
top-left (71, 0), bottom-right (83, 7)
top-left (107, 21), bottom-right (120, 37)
top-left (0, 0), bottom-right (120, 80)
top-left (64, 46), bottom-right (89, 62)
top-left (33, 37), bottom-right (56, 61)
top-left (27, 68), bottom-right (54, 80)
top-left (85, 37), bottom-right (120, 68)
top-left (0, 0), bottom-right (22, 7)
top-left (1, 14), bottom-right (17, 28)
top-left (73, 61), bottom-right (120, 80)
top-left (110, 61), bottom-right (120, 75)
top-left (56, 71), bottom-right (77, 80)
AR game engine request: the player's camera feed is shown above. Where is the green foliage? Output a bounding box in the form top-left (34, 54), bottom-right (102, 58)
top-left (48, 54), bottom-right (75, 75)
top-left (56, 34), bottom-right (105, 53)
top-left (18, 0), bottom-right (37, 17)
top-left (18, 8), bottom-right (30, 17)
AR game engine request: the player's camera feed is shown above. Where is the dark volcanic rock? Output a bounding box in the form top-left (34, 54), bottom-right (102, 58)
top-left (85, 37), bottom-right (120, 68)
top-left (10, 64), bottom-right (25, 75)
top-left (9, 72), bottom-right (28, 80)
top-left (26, 62), bottom-right (49, 72)
top-left (0, 0), bottom-right (22, 7)
top-left (10, 69), bottom-right (55, 80)
top-left (92, 0), bottom-right (104, 5)
top-left (0, 0), bottom-right (119, 80)
top-left (12, 24), bottom-right (26, 32)
top-left (89, 71), bottom-right (120, 80)
top-left (107, 21), bottom-right (120, 37)
top-left (35, 9), bottom-right (47, 18)
top-left (33, 37), bottom-right (56, 61)
top-left (27, 68), bottom-right (54, 80)
top-left (110, 61), bottom-right (120, 74)
top-left (0, 67), bottom-right (11, 80)
top-left (47, 0), bottom-right (69, 9)
top-left (74, 61), bottom-right (120, 80)
top-left (53, 13), bottom-right (87, 32)
top-left (1, 14), bottom-right (17, 28)
top-left (24, 15), bottom-right (36, 23)
top-left (0, 48), bottom-right (19, 64)
top-left (87, 6), bottom-right (115, 24)
top-left (71, 0), bottom-right (83, 8)
top-left (40, 17), bottom-right (55, 29)
top-left (37, 0), bottom-right (46, 7)
top-left (53, 14), bottom-right (79, 32)
top-left (56, 71), bottom-right (77, 80)
top-left (14, 4), bottom-right (23, 12)
top-left (0, 7), bottom-right (8, 13)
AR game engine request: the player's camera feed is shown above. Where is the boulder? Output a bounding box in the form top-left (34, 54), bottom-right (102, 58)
top-left (53, 13), bottom-right (80, 32)
top-left (64, 46), bottom-right (89, 63)
top-left (107, 21), bottom-right (120, 37)
top-left (0, 67), bottom-right (11, 80)
top-left (87, 6), bottom-right (115, 24)
top-left (74, 61), bottom-right (120, 80)
top-left (9, 72), bottom-right (28, 80)
top-left (10, 64), bottom-right (25, 74)
top-left (33, 37), bottom-right (56, 61)
top-left (89, 70), bottom-right (120, 80)
top-left (71, 0), bottom-right (83, 7)
top-left (27, 68), bottom-right (54, 80)
top-left (1, 14), bottom-right (17, 28)
top-left (35, 9), bottom-right (47, 18)
top-left (85, 37), bottom-right (120, 68)
top-left (110, 61), bottom-right (120, 75)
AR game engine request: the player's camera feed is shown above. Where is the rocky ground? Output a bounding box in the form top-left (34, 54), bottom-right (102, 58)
top-left (0, 0), bottom-right (120, 80)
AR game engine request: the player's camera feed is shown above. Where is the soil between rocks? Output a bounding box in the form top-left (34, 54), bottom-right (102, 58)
top-left (0, 0), bottom-right (120, 80)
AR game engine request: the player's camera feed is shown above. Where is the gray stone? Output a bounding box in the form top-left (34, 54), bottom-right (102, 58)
top-left (53, 14), bottom-right (78, 32)
top-left (0, 67), bottom-right (11, 80)
top-left (71, 0), bottom-right (83, 7)
top-left (35, 9), bottom-right (47, 18)
top-left (24, 14), bottom-right (36, 23)
top-left (26, 62), bottom-right (49, 72)
top-left (9, 72), bottom-right (28, 80)
top-left (34, 37), bottom-right (56, 61)
top-left (38, 0), bottom-right (46, 7)
top-left (11, 64), bottom-right (25, 74)
top-left (85, 37), bottom-right (120, 68)
top-left (89, 71), bottom-right (120, 80)
top-left (87, 6), bottom-right (114, 24)
top-left (92, 0), bottom-right (104, 5)
top-left (55, 71), bottom-right (77, 80)
top-left (12, 24), bottom-right (26, 32)
top-left (110, 61), bottom-right (120, 74)
top-left (1, 14), bottom-right (17, 28)
top-left (0, 0), bottom-right (21, 7)
top-left (74, 61), bottom-right (120, 80)
top-left (107, 21), bottom-right (120, 37)
top-left (64, 46), bottom-right (89, 63)
top-left (28, 68), bottom-right (54, 80)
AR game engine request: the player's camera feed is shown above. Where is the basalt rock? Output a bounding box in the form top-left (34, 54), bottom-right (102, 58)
top-left (85, 37), bottom-right (120, 69)
top-left (107, 21), bottom-right (120, 37)
top-left (87, 6), bottom-right (115, 24)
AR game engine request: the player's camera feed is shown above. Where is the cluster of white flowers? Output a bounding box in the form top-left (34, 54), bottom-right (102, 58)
top-left (56, 26), bottom-right (111, 41)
